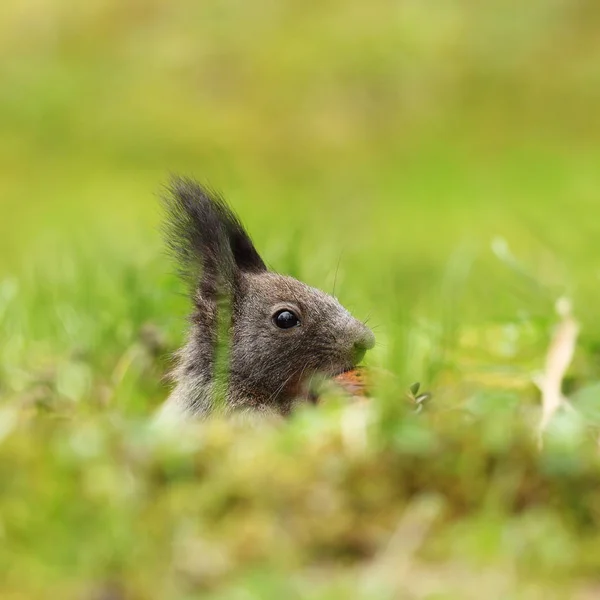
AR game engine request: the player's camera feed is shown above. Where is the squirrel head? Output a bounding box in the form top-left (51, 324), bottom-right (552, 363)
top-left (160, 177), bottom-right (375, 418)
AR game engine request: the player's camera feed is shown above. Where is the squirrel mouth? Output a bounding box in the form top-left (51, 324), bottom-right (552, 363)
top-left (328, 365), bottom-right (354, 378)
top-left (330, 356), bottom-right (365, 376)
top-left (316, 366), bottom-right (370, 400)
top-left (296, 363), bottom-right (366, 403)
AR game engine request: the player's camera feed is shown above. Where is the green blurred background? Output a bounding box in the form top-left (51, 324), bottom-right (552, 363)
top-left (2, 0), bottom-right (599, 272)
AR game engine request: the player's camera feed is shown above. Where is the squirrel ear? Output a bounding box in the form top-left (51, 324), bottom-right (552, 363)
top-left (220, 198), bottom-right (267, 276)
top-left (162, 177), bottom-right (266, 297)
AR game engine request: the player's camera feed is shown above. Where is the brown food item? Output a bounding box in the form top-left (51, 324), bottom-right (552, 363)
top-left (332, 367), bottom-right (370, 397)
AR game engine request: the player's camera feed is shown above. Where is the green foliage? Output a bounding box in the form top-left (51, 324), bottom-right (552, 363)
top-left (1, 246), bottom-right (599, 599)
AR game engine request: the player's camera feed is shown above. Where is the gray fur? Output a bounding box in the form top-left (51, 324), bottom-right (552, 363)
top-left (156, 177), bottom-right (374, 422)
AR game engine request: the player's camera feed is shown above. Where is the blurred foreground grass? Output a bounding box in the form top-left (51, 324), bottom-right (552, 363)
top-left (2, 0), bottom-right (600, 598)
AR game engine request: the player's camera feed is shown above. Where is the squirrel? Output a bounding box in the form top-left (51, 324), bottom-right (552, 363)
top-left (156, 177), bottom-right (375, 422)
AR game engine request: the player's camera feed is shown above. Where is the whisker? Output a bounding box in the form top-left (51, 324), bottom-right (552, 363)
top-left (332, 252), bottom-right (344, 298)
top-left (265, 371), bottom-right (297, 405)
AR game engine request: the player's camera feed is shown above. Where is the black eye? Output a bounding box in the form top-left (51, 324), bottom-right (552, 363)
top-left (273, 309), bottom-right (300, 329)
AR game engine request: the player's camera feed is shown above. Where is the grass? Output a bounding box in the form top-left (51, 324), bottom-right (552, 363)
top-left (2, 0), bottom-right (600, 598)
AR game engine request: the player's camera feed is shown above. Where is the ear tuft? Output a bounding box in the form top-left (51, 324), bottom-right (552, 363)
top-left (162, 177), bottom-right (266, 297)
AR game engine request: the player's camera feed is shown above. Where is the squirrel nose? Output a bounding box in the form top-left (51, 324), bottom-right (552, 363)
top-left (351, 322), bottom-right (375, 363)
top-left (355, 325), bottom-right (375, 351)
